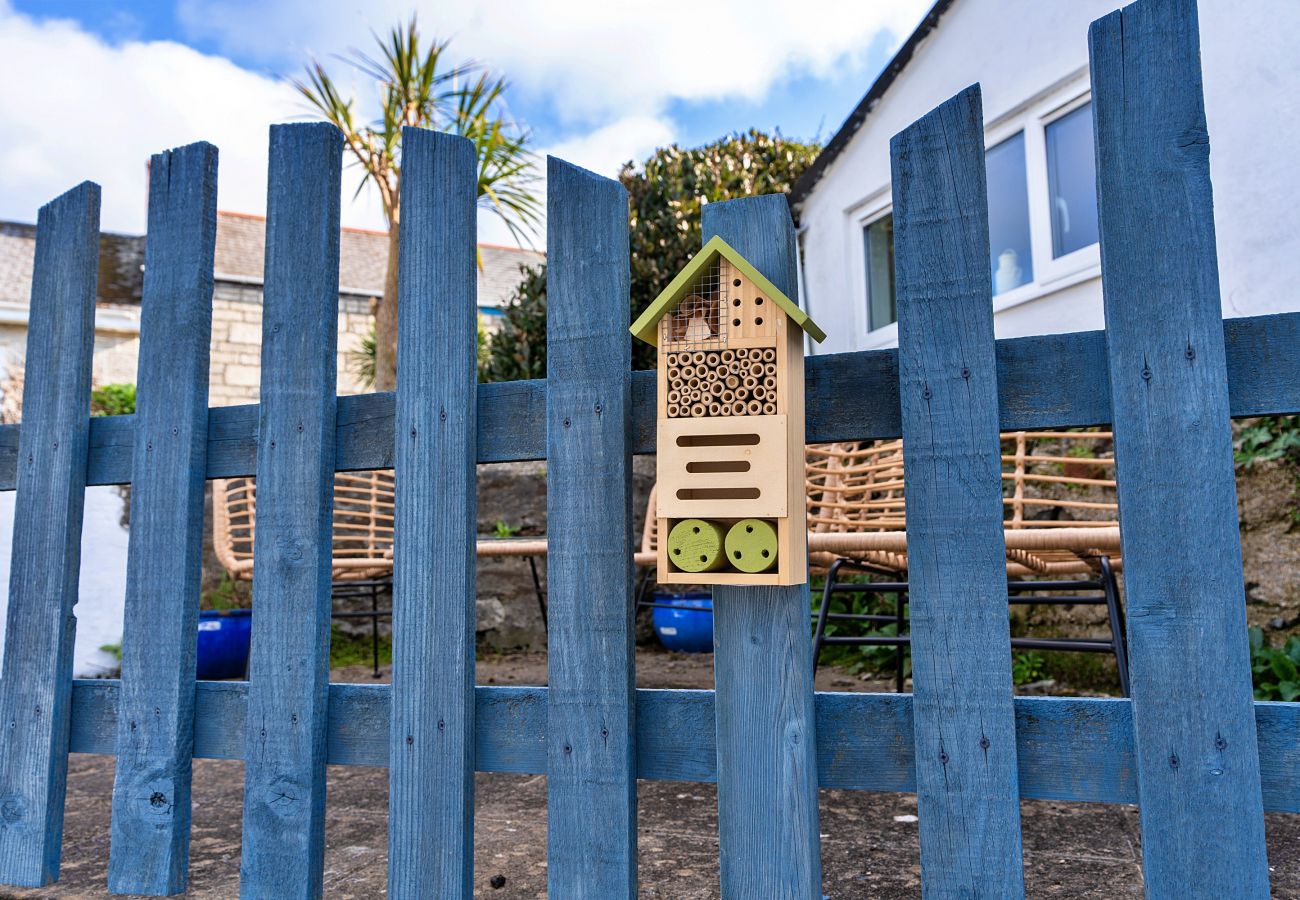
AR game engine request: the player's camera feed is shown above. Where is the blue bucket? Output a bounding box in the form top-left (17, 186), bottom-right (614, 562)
top-left (196, 609), bottom-right (252, 680)
top-left (652, 592), bottom-right (714, 653)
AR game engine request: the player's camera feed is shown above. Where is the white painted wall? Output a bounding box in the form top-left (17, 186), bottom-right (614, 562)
top-left (0, 487), bottom-right (129, 677)
top-left (796, 0), bottom-right (1300, 354)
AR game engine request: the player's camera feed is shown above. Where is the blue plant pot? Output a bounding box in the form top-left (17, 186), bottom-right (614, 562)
top-left (652, 592), bottom-right (714, 653)
top-left (196, 609), bottom-right (252, 680)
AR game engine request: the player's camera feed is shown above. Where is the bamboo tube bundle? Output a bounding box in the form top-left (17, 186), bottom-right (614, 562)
top-left (721, 349), bottom-right (735, 364)
top-left (721, 389), bottom-right (735, 404)
top-left (764, 363), bottom-right (777, 378)
top-left (667, 404), bottom-right (681, 417)
top-left (690, 403), bottom-right (706, 417)
top-left (731, 400), bottom-right (747, 416)
top-left (743, 375), bottom-right (758, 391)
top-left (725, 375), bottom-right (740, 390)
top-left (715, 364), bottom-right (730, 379)
top-left (691, 351), bottom-right (706, 366)
top-left (763, 376), bottom-right (777, 391)
top-left (763, 401), bottom-right (777, 415)
top-left (667, 389), bottom-right (681, 405)
top-left (760, 348), bottom-right (776, 364)
top-left (709, 381), bottom-right (725, 397)
top-left (667, 367), bottom-right (681, 381)
top-left (746, 399), bottom-right (762, 416)
top-left (748, 362), bottom-right (765, 379)
top-left (708, 401), bottom-right (723, 416)
top-left (751, 385), bottom-right (768, 403)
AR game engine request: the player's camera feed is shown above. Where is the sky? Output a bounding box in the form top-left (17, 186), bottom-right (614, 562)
top-left (0, 0), bottom-right (930, 245)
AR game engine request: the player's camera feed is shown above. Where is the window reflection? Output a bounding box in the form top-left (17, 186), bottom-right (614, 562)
top-left (863, 214), bottom-right (896, 330)
top-left (987, 132), bottom-right (1033, 296)
top-left (1046, 103), bottom-right (1100, 258)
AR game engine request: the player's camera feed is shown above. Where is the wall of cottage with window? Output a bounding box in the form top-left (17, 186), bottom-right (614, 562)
top-left (794, 0), bottom-right (1300, 355)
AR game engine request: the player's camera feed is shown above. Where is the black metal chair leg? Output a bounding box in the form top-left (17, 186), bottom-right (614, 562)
top-left (811, 559), bottom-right (844, 675)
top-left (527, 556), bottom-right (547, 633)
top-left (1100, 556), bottom-right (1130, 697)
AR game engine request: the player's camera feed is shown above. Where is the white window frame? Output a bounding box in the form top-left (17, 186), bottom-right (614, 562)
top-left (842, 69), bottom-right (1101, 349)
top-left (848, 187), bottom-right (898, 350)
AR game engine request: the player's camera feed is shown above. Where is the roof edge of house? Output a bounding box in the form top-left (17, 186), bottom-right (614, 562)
top-left (789, 0), bottom-right (957, 212)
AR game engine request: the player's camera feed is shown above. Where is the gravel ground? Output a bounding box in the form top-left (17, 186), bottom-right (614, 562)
top-left (3, 648), bottom-right (1297, 898)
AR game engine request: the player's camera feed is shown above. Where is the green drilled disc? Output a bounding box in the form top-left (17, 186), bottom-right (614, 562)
top-left (725, 519), bottom-right (779, 573)
top-left (666, 519), bottom-right (727, 573)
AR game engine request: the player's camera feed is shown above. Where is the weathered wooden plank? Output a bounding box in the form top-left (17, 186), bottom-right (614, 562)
top-left (1, 309), bottom-right (1300, 486)
top-left (0, 182), bottom-right (100, 887)
top-left (107, 142), bottom-right (218, 896)
top-left (1089, 2), bottom-right (1270, 894)
top-left (891, 84), bottom-right (1025, 896)
top-left (544, 157), bottom-right (636, 898)
top-left (237, 123), bottom-right (342, 900)
top-left (64, 682), bottom-right (1300, 812)
top-left (387, 128), bottom-right (478, 898)
top-left (706, 196), bottom-right (822, 900)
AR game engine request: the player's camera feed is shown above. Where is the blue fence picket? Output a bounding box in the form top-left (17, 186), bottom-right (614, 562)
top-left (544, 157), bottom-right (636, 897)
top-left (1089, 0), bottom-right (1270, 893)
top-left (0, 182), bottom-right (100, 887)
top-left (387, 128), bottom-right (478, 898)
top-left (890, 84), bottom-right (1025, 895)
top-left (704, 197), bottom-right (822, 899)
top-left (238, 123), bottom-right (342, 899)
top-left (107, 141), bottom-right (218, 896)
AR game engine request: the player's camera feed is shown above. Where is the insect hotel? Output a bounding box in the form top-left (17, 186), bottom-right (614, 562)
top-left (631, 235), bottom-right (825, 586)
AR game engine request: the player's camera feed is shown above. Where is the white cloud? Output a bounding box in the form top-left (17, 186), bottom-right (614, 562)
top-left (0, 3), bottom-right (303, 233)
top-left (178, 0), bottom-right (930, 123)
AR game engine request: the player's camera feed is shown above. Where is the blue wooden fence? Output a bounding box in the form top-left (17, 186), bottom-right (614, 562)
top-left (0, 0), bottom-right (1290, 895)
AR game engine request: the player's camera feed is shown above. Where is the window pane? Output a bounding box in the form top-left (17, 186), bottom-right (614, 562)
top-left (863, 214), bottom-right (896, 330)
top-left (1046, 102), bottom-right (1099, 258)
top-left (986, 132), bottom-right (1033, 296)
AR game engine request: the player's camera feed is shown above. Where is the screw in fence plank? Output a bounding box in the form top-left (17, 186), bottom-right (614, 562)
top-left (703, 196), bottom-right (822, 899)
top-left (1088, 0), bottom-right (1270, 894)
top-left (106, 141), bottom-right (218, 896)
top-left (237, 123), bottom-right (342, 900)
top-left (889, 84), bottom-right (1026, 896)
top-left (0, 182), bottom-right (99, 888)
top-left (387, 128), bottom-right (478, 898)
top-left (544, 157), bottom-right (636, 898)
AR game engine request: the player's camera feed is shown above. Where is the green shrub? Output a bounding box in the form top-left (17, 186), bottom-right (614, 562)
top-left (90, 383), bottom-right (136, 417)
top-left (1249, 626), bottom-right (1300, 701)
top-left (810, 581), bottom-right (909, 679)
top-left (1011, 651), bottom-right (1047, 685)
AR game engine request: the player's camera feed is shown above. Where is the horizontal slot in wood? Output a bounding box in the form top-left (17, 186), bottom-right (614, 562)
top-left (676, 433), bottom-right (761, 447)
top-left (685, 460), bottom-right (751, 474)
top-left (675, 487), bottom-right (761, 501)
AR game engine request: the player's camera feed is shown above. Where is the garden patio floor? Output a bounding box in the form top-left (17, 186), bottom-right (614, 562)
top-left (7, 649), bottom-right (1299, 899)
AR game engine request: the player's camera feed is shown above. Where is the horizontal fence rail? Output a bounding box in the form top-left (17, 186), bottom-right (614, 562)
top-left (62, 681), bottom-right (1300, 813)
top-left (0, 310), bottom-right (1295, 490)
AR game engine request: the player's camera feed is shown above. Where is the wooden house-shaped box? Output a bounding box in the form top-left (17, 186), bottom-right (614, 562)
top-left (631, 236), bottom-right (826, 586)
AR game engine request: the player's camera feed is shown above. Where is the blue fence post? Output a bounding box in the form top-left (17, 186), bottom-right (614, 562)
top-left (544, 157), bottom-right (637, 898)
top-left (107, 141), bottom-right (218, 896)
top-left (704, 196), bottom-right (823, 899)
top-left (238, 123), bottom-right (342, 899)
top-left (1089, 0), bottom-right (1270, 893)
top-left (889, 84), bottom-right (1026, 896)
top-left (0, 182), bottom-right (100, 887)
top-left (387, 127), bottom-right (478, 898)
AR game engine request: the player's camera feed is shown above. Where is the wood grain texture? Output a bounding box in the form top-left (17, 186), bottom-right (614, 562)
top-left (107, 142), bottom-right (218, 896)
top-left (0, 182), bottom-right (100, 887)
top-left (59, 681), bottom-right (1300, 812)
top-left (890, 84), bottom-right (1025, 896)
top-left (237, 123), bottom-right (342, 900)
top-left (387, 128), bottom-right (478, 899)
top-left (705, 196), bottom-right (822, 900)
top-left (1089, 1), bottom-right (1269, 894)
top-left (2, 311), bottom-right (1300, 486)
top-left (544, 157), bottom-right (636, 899)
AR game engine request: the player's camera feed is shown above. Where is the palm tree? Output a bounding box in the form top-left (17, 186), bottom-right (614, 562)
top-left (296, 18), bottom-right (540, 390)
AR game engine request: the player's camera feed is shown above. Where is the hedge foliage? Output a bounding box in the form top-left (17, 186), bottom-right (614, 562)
top-left (481, 129), bottom-right (821, 381)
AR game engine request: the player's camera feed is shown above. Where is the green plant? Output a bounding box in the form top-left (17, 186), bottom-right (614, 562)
top-left (99, 642), bottom-right (122, 661)
top-left (90, 383), bottom-right (136, 417)
top-left (351, 317), bottom-right (492, 389)
top-left (1011, 650), bottom-right (1047, 686)
top-left (482, 129), bottom-right (821, 381)
top-left (1235, 416), bottom-right (1300, 468)
top-left (296, 17), bottom-right (540, 391)
top-left (329, 625), bottom-right (393, 669)
top-left (809, 582), bottom-right (909, 678)
top-left (201, 573), bottom-right (251, 611)
top-left (493, 520), bottom-right (520, 538)
top-left (1249, 625), bottom-right (1300, 701)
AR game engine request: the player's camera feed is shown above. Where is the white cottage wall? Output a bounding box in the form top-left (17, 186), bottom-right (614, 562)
top-left (796, 0), bottom-right (1300, 353)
